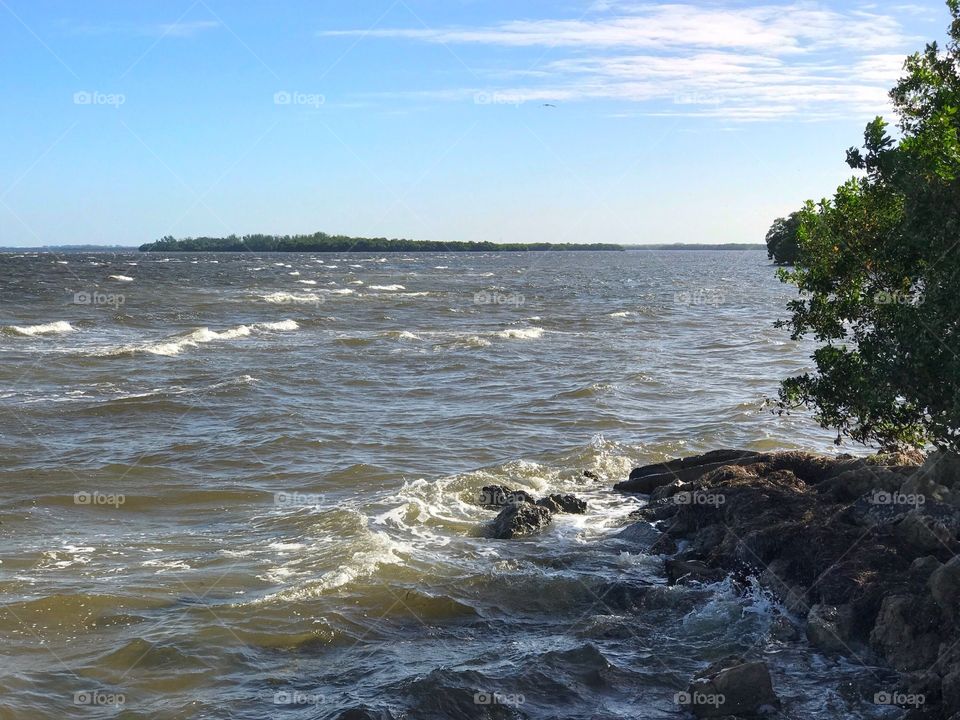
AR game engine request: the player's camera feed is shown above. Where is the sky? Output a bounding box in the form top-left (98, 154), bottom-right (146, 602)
top-left (0, 0), bottom-right (951, 247)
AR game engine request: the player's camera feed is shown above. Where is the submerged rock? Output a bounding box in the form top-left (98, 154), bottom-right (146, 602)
top-left (664, 559), bottom-right (726, 585)
top-left (488, 503), bottom-right (553, 539)
top-left (681, 656), bottom-right (779, 718)
top-left (536, 494), bottom-right (587, 514)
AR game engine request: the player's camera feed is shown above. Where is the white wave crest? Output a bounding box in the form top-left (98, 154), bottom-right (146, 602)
top-left (495, 327), bottom-right (544, 340)
top-left (8, 321), bottom-right (75, 336)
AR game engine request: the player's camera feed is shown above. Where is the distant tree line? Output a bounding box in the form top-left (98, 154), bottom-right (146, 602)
top-left (138, 233), bottom-right (624, 253)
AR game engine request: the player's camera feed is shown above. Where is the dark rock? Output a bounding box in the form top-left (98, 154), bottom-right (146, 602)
top-left (870, 594), bottom-right (941, 670)
top-left (536, 494), bottom-right (587, 514)
top-left (488, 503), bottom-right (553, 539)
top-left (819, 466), bottom-right (905, 502)
top-left (479, 485), bottom-right (534, 509)
top-left (896, 509), bottom-right (955, 554)
top-left (806, 603), bottom-right (856, 654)
top-left (930, 557), bottom-right (960, 622)
top-left (582, 470), bottom-right (600, 481)
top-left (616, 449), bottom-right (763, 494)
top-left (681, 656), bottom-right (779, 718)
top-left (944, 668), bottom-right (960, 712)
top-left (336, 709), bottom-right (396, 720)
top-left (613, 521), bottom-right (677, 554)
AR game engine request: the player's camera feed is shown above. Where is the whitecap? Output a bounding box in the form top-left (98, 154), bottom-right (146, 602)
top-left (496, 327), bottom-right (544, 340)
top-left (369, 284), bottom-right (405, 291)
top-left (260, 292), bottom-right (323, 305)
top-left (297, 279), bottom-right (317, 285)
top-left (108, 274), bottom-right (134, 282)
top-left (609, 311), bottom-right (633, 318)
top-left (8, 321), bottom-right (74, 336)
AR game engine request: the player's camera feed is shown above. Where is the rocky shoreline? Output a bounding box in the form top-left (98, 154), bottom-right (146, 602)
top-left (615, 448), bottom-right (960, 719)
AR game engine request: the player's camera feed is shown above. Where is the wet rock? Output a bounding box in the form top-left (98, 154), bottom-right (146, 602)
top-left (909, 555), bottom-right (942, 584)
top-left (479, 485), bottom-right (534, 509)
top-left (536, 493), bottom-right (587, 514)
top-left (930, 557), bottom-right (960, 621)
top-left (488, 503), bottom-right (552, 539)
top-left (650, 479), bottom-right (689, 503)
top-left (870, 594), bottom-right (941, 670)
top-left (664, 559), bottom-right (726, 585)
top-left (613, 521), bottom-right (677, 554)
top-left (682, 656), bottom-right (779, 718)
top-left (806, 603), bottom-right (856, 654)
top-left (896, 509), bottom-right (955, 554)
top-left (616, 449), bottom-right (763, 494)
top-left (819, 466), bottom-right (905, 502)
top-left (943, 668), bottom-right (960, 712)
top-left (582, 469), bottom-right (600, 481)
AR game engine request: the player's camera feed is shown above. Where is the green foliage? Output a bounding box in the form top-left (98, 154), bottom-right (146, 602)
top-left (765, 212), bottom-right (803, 264)
top-left (776, 2), bottom-right (960, 451)
top-left (139, 233), bottom-right (623, 253)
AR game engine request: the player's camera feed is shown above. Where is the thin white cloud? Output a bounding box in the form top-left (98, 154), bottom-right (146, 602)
top-left (319, 1), bottom-right (921, 121)
top-left (320, 3), bottom-right (910, 54)
top-left (67, 20), bottom-right (221, 37)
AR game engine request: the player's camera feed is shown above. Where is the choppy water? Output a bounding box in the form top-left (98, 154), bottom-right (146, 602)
top-left (0, 251), bottom-right (898, 719)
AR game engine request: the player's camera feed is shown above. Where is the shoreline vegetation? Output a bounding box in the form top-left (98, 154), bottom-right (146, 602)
top-left (137, 234), bottom-right (624, 253)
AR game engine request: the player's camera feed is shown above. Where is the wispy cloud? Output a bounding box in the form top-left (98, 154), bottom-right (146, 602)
top-left (68, 19), bottom-right (221, 38)
top-left (319, 2), bottom-right (922, 121)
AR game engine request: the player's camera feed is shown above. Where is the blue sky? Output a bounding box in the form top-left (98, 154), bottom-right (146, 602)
top-left (0, 0), bottom-right (949, 247)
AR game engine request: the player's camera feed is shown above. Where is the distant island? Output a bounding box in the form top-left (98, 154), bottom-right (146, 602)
top-left (138, 233), bottom-right (624, 253)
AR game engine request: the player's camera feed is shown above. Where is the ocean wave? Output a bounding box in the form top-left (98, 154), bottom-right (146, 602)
top-left (108, 274), bottom-right (134, 282)
top-left (609, 311), bottom-right (633, 318)
top-left (495, 327), bottom-right (544, 340)
top-left (5, 321), bottom-right (75, 336)
top-left (260, 292), bottom-right (323, 305)
top-left (368, 284), bottom-right (405, 291)
top-left (96, 321), bottom-right (299, 357)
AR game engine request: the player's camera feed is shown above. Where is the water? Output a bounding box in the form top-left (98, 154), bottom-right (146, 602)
top-left (0, 250), bottom-right (898, 718)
